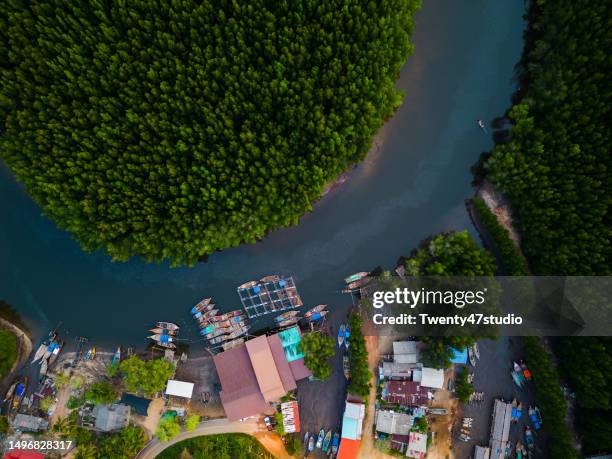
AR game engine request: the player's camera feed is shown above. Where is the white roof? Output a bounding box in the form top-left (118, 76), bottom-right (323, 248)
top-left (375, 410), bottom-right (414, 435)
top-left (474, 445), bottom-right (491, 459)
top-left (394, 341), bottom-right (417, 354)
top-left (345, 401), bottom-right (365, 420)
top-left (420, 367), bottom-right (444, 389)
top-left (165, 380), bottom-right (194, 398)
top-left (407, 431), bottom-right (427, 458)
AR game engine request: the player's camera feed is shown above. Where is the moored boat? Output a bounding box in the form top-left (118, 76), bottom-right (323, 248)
top-left (315, 429), bottom-right (325, 449)
top-left (473, 343), bottom-right (480, 359)
top-left (304, 304), bottom-right (327, 317)
top-left (238, 280), bottom-right (257, 290)
top-left (12, 377), bottom-right (28, 409)
top-left (338, 325), bottom-right (345, 347)
top-left (192, 308), bottom-right (219, 321)
top-left (157, 322), bottom-right (180, 331)
top-left (149, 334), bottom-right (174, 344)
top-left (208, 310), bottom-right (244, 322)
top-left (277, 317), bottom-right (301, 328)
top-left (208, 326), bottom-right (249, 345)
top-left (191, 298), bottom-right (213, 314)
top-left (344, 272), bottom-right (369, 284)
top-left (4, 381), bottom-right (18, 401)
top-left (331, 432), bottom-right (340, 455)
top-left (48, 340), bottom-right (64, 366)
top-left (468, 348), bottom-right (476, 366)
top-left (31, 343), bottom-right (47, 364)
top-left (344, 325), bottom-right (350, 349)
top-left (303, 431), bottom-right (309, 445)
top-left (111, 347), bottom-right (121, 366)
top-left (221, 338), bottom-right (245, 351)
top-left (308, 310), bottom-right (328, 322)
top-left (149, 327), bottom-right (177, 336)
top-left (347, 276), bottom-right (370, 290)
top-left (322, 430), bottom-right (332, 452)
top-left (308, 436), bottom-right (315, 452)
top-left (275, 310), bottom-right (300, 322)
top-left (343, 355), bottom-right (350, 380)
top-left (39, 357), bottom-right (48, 378)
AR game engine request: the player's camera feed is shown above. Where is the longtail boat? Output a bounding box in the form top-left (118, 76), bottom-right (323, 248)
top-left (12, 377), bottom-right (28, 409)
top-left (338, 324), bottom-right (345, 347)
top-left (191, 298), bottom-right (213, 314)
top-left (304, 304), bottom-right (327, 318)
top-left (238, 280), bottom-right (257, 289)
top-left (39, 357), bottom-right (48, 378)
top-left (157, 322), bottom-right (179, 331)
top-left (344, 272), bottom-right (369, 284)
top-left (209, 310), bottom-right (244, 322)
top-left (308, 436), bottom-right (315, 452)
top-left (315, 429), bottom-right (325, 449)
top-left (204, 327), bottom-right (234, 339)
top-left (221, 338), bottom-right (245, 351)
top-left (48, 340), bottom-right (64, 366)
top-left (343, 355), bottom-right (350, 380)
top-left (344, 325), bottom-right (350, 349)
top-left (277, 317), bottom-right (301, 328)
top-left (149, 327), bottom-right (177, 336)
top-left (149, 334), bottom-right (175, 344)
top-left (31, 343), bottom-right (47, 364)
top-left (308, 310), bottom-right (328, 322)
top-left (111, 347), bottom-right (121, 366)
top-left (193, 308), bottom-right (219, 320)
top-left (322, 430), bottom-right (332, 452)
top-left (275, 310), bottom-right (300, 322)
top-left (4, 381), bottom-right (17, 401)
top-left (208, 326), bottom-right (249, 345)
top-left (331, 432), bottom-right (340, 454)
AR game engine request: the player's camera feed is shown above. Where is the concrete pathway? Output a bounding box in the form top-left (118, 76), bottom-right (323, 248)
top-left (136, 417), bottom-right (264, 459)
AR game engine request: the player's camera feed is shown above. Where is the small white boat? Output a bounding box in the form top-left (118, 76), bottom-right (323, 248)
top-left (473, 343), bottom-right (480, 360)
top-left (156, 322), bottom-right (179, 331)
top-left (338, 324), bottom-right (345, 347)
top-left (31, 344), bottom-right (47, 363)
top-left (304, 304), bottom-right (327, 317)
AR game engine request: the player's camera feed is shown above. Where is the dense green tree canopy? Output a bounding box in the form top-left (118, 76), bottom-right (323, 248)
top-left (0, 0), bottom-right (420, 264)
top-left (119, 356), bottom-right (175, 396)
top-left (299, 331), bottom-right (335, 380)
top-left (485, 0), bottom-right (611, 275)
top-left (84, 381), bottom-right (119, 405)
top-left (404, 231), bottom-right (496, 276)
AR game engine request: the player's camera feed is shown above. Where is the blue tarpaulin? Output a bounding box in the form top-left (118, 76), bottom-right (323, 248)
top-left (449, 346), bottom-right (468, 364)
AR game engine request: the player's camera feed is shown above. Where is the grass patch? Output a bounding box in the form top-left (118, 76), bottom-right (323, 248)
top-left (157, 433), bottom-right (272, 459)
top-left (0, 328), bottom-right (18, 378)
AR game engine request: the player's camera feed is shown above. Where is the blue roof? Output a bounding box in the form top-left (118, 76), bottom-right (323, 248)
top-left (341, 416), bottom-right (359, 440)
top-left (449, 346), bottom-right (468, 364)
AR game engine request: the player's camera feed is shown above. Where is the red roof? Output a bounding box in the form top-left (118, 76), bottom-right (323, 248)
top-left (4, 452), bottom-right (45, 459)
top-left (337, 438), bottom-right (360, 459)
top-left (213, 345), bottom-right (271, 421)
top-left (268, 334), bottom-right (297, 392)
top-left (289, 358), bottom-right (312, 381)
top-left (384, 381), bottom-right (429, 406)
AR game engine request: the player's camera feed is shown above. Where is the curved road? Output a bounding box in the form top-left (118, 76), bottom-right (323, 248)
top-left (136, 417), bottom-right (264, 459)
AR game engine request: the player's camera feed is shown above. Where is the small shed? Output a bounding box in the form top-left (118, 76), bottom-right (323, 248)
top-left (393, 341), bottom-right (418, 364)
top-left (92, 403), bottom-right (130, 432)
top-left (12, 414), bottom-right (48, 432)
top-left (165, 380), bottom-right (194, 399)
top-left (418, 367), bottom-right (444, 389)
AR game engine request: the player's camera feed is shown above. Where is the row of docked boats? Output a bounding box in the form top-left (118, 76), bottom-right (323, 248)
top-left (148, 321), bottom-right (180, 349)
top-left (31, 331), bottom-right (65, 379)
top-left (304, 429), bottom-right (339, 456)
top-left (190, 298), bottom-right (250, 349)
top-left (274, 304), bottom-right (329, 328)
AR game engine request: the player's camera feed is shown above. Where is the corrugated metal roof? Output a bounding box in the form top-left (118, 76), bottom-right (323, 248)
top-left (268, 334), bottom-right (297, 392)
top-left (165, 380), bottom-right (194, 398)
top-left (375, 410), bottom-right (413, 435)
top-left (246, 335), bottom-right (285, 402)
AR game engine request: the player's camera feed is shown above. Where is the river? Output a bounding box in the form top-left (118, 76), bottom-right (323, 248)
top-left (0, 0), bottom-right (525, 348)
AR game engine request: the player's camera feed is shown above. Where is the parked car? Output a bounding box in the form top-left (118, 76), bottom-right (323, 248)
top-left (263, 416), bottom-right (273, 431)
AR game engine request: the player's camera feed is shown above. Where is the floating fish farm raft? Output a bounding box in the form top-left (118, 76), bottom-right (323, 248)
top-left (237, 275), bottom-right (303, 319)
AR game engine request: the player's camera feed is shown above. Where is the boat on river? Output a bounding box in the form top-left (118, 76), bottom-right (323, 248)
top-left (149, 327), bottom-right (177, 336)
top-left (528, 406), bottom-right (542, 430)
top-left (472, 343), bottom-right (480, 360)
top-left (524, 426), bottom-right (534, 450)
top-left (308, 436), bottom-right (315, 452)
top-left (344, 272), bottom-right (369, 284)
top-left (277, 316), bottom-right (301, 328)
top-left (275, 310), bottom-right (300, 322)
top-left (304, 304), bottom-right (327, 318)
top-left (343, 355), bottom-right (350, 380)
top-left (315, 429), bottom-right (325, 449)
top-left (338, 325), bottom-right (345, 347)
top-left (331, 432), bottom-right (340, 455)
top-left (468, 347), bottom-right (477, 366)
top-left (156, 322), bottom-right (179, 332)
top-left (193, 308), bottom-right (219, 321)
top-left (191, 298), bottom-right (213, 314)
top-left (308, 310), bottom-right (328, 322)
top-left (39, 357), bottom-right (48, 378)
top-left (111, 347), bottom-right (121, 366)
top-left (221, 338), bottom-right (245, 351)
top-left (12, 377), bottom-right (28, 409)
top-left (344, 325), bottom-right (350, 349)
top-left (31, 343), bottom-right (48, 364)
top-left (48, 340), bottom-right (64, 366)
top-left (347, 276), bottom-right (370, 290)
top-left (208, 310), bottom-right (244, 322)
top-left (208, 326), bottom-right (249, 345)
top-left (322, 430), bottom-right (332, 452)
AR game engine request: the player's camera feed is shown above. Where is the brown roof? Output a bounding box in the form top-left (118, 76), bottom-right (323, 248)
top-left (267, 334), bottom-right (297, 392)
top-left (246, 335), bottom-right (286, 402)
top-left (384, 381), bottom-right (430, 407)
top-left (289, 358), bottom-right (312, 381)
top-left (213, 345), bottom-right (270, 421)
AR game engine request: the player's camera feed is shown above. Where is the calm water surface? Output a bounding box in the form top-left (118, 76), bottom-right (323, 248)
top-left (0, 0), bottom-right (525, 347)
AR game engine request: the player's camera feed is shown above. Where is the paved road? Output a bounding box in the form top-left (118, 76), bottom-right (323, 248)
top-left (136, 417), bottom-right (263, 459)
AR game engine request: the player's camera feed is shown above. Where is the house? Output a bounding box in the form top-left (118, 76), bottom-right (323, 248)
top-left (12, 414), bottom-right (48, 432)
top-left (382, 381), bottom-right (431, 407)
top-left (414, 367), bottom-right (444, 389)
top-left (165, 380), bottom-right (194, 400)
top-left (213, 330), bottom-right (311, 421)
top-left (474, 445), bottom-right (491, 459)
top-left (406, 431), bottom-right (427, 459)
top-left (489, 399), bottom-right (512, 459)
top-left (390, 434), bottom-right (411, 454)
top-left (381, 361), bottom-right (415, 380)
top-left (393, 341), bottom-right (418, 364)
top-left (375, 410), bottom-right (414, 435)
top-left (337, 399), bottom-right (366, 459)
top-left (91, 403), bottom-right (130, 432)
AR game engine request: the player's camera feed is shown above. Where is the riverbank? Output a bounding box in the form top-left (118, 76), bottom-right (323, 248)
top-left (0, 316), bottom-right (32, 388)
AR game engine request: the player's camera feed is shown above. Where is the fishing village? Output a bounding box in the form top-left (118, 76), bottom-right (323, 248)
top-left (0, 270), bottom-right (557, 459)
